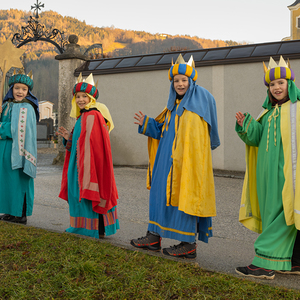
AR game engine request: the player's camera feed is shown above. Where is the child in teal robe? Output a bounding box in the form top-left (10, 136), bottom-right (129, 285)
top-left (0, 71), bottom-right (39, 225)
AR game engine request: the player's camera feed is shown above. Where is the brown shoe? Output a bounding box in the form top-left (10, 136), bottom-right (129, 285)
top-left (130, 231), bottom-right (161, 251)
top-left (162, 242), bottom-right (197, 258)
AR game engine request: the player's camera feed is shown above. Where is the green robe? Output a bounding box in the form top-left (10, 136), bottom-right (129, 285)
top-left (236, 101), bottom-right (299, 270)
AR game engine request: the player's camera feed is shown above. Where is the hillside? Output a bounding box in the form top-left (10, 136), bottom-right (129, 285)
top-left (0, 9), bottom-right (238, 59)
top-left (0, 9), bottom-right (241, 110)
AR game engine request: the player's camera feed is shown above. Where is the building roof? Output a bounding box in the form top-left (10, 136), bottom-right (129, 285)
top-left (39, 100), bottom-right (54, 105)
top-left (75, 40), bottom-right (300, 76)
top-left (288, 0), bottom-right (300, 7)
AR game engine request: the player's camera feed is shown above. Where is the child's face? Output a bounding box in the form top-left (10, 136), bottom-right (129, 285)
top-left (269, 78), bottom-right (288, 101)
top-left (174, 74), bottom-right (189, 96)
top-left (75, 92), bottom-right (90, 109)
top-left (13, 83), bottom-right (29, 102)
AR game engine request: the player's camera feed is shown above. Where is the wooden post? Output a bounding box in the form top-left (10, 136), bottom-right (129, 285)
top-left (0, 60), bottom-right (7, 106)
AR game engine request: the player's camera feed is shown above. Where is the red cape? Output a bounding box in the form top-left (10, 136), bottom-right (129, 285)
top-left (59, 110), bottom-right (118, 215)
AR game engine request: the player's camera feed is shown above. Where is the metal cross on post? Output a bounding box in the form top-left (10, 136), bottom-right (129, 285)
top-left (12, 1), bottom-right (67, 54)
top-left (31, 0), bottom-right (44, 19)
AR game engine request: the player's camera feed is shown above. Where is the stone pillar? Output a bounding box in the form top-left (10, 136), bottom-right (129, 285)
top-left (53, 35), bottom-right (87, 164)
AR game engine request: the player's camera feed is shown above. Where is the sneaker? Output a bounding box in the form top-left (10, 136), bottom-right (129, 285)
top-left (130, 231), bottom-right (161, 251)
top-left (162, 242), bottom-right (197, 259)
top-left (276, 266), bottom-right (300, 275)
top-left (235, 264), bottom-right (275, 280)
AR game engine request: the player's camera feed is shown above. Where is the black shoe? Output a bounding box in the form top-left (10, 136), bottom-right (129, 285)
top-left (276, 266), bottom-right (300, 275)
top-left (9, 216), bottom-right (27, 225)
top-left (235, 264), bottom-right (275, 280)
top-left (130, 231), bottom-right (161, 251)
top-left (0, 214), bottom-right (13, 221)
top-left (162, 242), bottom-right (197, 259)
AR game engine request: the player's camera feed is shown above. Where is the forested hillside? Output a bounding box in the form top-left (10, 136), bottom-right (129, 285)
top-left (0, 9), bottom-right (241, 110)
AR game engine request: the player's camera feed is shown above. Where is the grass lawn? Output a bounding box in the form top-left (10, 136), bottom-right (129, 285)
top-left (0, 222), bottom-right (299, 300)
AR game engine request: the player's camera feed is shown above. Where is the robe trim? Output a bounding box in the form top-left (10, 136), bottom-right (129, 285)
top-left (290, 101), bottom-right (297, 193)
top-left (18, 107), bottom-right (36, 166)
top-left (255, 253), bottom-right (291, 263)
top-left (149, 220), bottom-right (196, 236)
top-left (103, 208), bottom-right (118, 226)
top-left (142, 116), bottom-right (149, 134)
top-left (82, 114), bottom-right (99, 192)
top-left (70, 216), bottom-right (99, 230)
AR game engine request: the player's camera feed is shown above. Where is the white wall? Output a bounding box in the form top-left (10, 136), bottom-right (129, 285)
top-left (94, 58), bottom-right (300, 171)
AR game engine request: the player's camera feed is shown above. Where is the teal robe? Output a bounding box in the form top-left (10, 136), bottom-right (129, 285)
top-left (60, 110), bottom-right (119, 238)
top-left (0, 101), bottom-right (36, 217)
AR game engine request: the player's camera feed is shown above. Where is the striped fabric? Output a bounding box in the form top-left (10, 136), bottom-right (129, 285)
top-left (264, 67), bottom-right (295, 86)
top-left (103, 208), bottom-right (118, 227)
top-left (168, 64), bottom-right (198, 81)
top-left (73, 82), bottom-right (99, 99)
top-left (70, 216), bottom-right (99, 230)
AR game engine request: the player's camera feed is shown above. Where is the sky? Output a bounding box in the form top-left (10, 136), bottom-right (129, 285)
top-left (1, 0), bottom-right (295, 44)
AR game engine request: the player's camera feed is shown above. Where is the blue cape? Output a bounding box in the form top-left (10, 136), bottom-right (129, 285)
top-left (167, 78), bottom-right (220, 150)
top-left (3, 86), bottom-right (40, 122)
top-left (11, 102), bottom-right (37, 178)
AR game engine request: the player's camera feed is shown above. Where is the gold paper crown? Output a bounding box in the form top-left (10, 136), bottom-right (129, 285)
top-left (171, 54), bottom-right (195, 69)
top-left (76, 72), bottom-right (98, 89)
top-left (12, 68), bottom-right (33, 79)
top-left (263, 56), bottom-right (291, 73)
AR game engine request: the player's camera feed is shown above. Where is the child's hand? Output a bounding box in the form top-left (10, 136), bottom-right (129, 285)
top-left (134, 111), bottom-right (145, 126)
top-left (56, 126), bottom-right (70, 140)
top-left (0, 106), bottom-right (2, 114)
top-left (236, 111), bottom-right (246, 127)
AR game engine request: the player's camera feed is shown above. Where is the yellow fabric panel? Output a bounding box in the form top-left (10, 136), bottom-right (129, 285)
top-left (146, 108), bottom-right (168, 190)
top-left (281, 101), bottom-right (295, 226)
top-left (240, 102), bottom-right (300, 233)
top-left (166, 110), bottom-right (216, 217)
top-left (238, 110), bottom-right (268, 233)
top-left (146, 137), bottom-right (159, 190)
top-left (239, 145), bottom-right (262, 233)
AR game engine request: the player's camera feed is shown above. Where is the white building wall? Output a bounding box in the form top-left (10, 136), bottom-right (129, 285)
top-left (94, 58), bottom-right (300, 171)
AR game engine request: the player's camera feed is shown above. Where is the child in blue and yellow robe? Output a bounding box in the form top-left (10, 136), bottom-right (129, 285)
top-left (131, 54), bottom-right (220, 258)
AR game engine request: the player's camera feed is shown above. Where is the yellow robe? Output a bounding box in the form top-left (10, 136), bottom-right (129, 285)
top-left (147, 108), bottom-right (216, 218)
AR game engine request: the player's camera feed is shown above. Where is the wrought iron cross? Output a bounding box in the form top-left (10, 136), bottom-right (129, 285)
top-left (31, 0), bottom-right (44, 19)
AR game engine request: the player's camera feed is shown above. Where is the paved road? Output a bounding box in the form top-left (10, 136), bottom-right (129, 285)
top-left (28, 149), bottom-right (300, 290)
